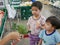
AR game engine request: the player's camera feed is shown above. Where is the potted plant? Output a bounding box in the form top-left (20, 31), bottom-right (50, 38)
top-left (12, 22), bottom-right (29, 38)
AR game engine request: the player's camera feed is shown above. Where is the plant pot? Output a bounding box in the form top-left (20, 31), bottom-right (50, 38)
top-left (23, 34), bottom-right (29, 38)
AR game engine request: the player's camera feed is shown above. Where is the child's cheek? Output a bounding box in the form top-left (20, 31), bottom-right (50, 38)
top-left (45, 26), bottom-right (50, 30)
top-left (32, 11), bottom-right (36, 15)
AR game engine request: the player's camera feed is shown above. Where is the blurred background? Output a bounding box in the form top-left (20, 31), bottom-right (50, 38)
top-left (0, 0), bottom-right (60, 45)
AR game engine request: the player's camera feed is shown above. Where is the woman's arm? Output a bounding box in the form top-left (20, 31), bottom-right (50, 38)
top-left (0, 32), bottom-right (20, 45)
top-left (0, 34), bottom-right (11, 45)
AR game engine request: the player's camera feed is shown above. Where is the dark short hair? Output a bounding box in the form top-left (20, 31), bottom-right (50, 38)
top-left (31, 1), bottom-right (43, 10)
top-left (46, 16), bottom-right (60, 29)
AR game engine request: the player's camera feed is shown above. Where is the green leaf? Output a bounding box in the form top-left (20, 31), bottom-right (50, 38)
top-left (12, 23), bottom-right (28, 34)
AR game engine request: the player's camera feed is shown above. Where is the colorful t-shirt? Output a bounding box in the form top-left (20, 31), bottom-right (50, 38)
top-left (39, 30), bottom-right (60, 45)
top-left (27, 15), bottom-right (46, 35)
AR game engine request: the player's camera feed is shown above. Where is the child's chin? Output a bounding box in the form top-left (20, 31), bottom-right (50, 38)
top-left (45, 29), bottom-right (49, 31)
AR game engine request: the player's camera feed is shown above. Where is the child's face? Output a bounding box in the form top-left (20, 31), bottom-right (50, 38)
top-left (45, 22), bottom-right (53, 31)
top-left (31, 6), bottom-right (41, 16)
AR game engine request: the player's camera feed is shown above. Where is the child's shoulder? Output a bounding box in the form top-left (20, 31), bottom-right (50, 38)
top-left (28, 16), bottom-right (33, 20)
top-left (29, 16), bottom-right (33, 19)
top-left (40, 30), bottom-right (45, 33)
top-left (39, 30), bottom-right (45, 38)
top-left (41, 15), bottom-right (45, 18)
top-left (55, 30), bottom-right (59, 34)
top-left (54, 30), bottom-right (60, 36)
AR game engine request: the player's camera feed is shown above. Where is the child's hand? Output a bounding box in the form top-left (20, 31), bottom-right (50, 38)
top-left (8, 32), bottom-right (20, 41)
top-left (36, 25), bottom-right (40, 29)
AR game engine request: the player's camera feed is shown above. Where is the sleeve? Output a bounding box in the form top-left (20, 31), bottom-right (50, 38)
top-left (55, 31), bottom-right (60, 43)
top-left (27, 17), bottom-right (31, 26)
top-left (39, 30), bottom-right (44, 39)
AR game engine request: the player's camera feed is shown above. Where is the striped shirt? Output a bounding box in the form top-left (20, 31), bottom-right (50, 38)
top-left (27, 15), bottom-right (46, 35)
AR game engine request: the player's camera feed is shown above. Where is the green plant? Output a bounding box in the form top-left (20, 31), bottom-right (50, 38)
top-left (12, 23), bottom-right (28, 34)
top-left (12, 22), bottom-right (17, 30)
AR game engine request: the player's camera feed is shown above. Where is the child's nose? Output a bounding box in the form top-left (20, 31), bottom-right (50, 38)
top-left (32, 11), bottom-right (36, 14)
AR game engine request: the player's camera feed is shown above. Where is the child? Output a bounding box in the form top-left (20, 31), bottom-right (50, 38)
top-left (27, 1), bottom-right (46, 45)
top-left (0, 32), bottom-right (20, 45)
top-left (38, 16), bottom-right (60, 45)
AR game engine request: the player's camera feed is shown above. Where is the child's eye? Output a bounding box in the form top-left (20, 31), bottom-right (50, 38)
top-left (31, 9), bottom-right (38, 11)
top-left (35, 9), bottom-right (38, 11)
top-left (35, 10), bottom-right (37, 11)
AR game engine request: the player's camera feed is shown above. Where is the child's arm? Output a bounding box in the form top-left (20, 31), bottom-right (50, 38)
top-left (27, 25), bottom-right (31, 34)
top-left (55, 32), bottom-right (60, 45)
top-left (38, 39), bottom-right (42, 45)
top-left (0, 32), bottom-right (20, 45)
top-left (27, 17), bottom-right (31, 32)
top-left (38, 30), bottom-right (44, 45)
top-left (40, 17), bottom-right (46, 29)
top-left (41, 24), bottom-right (45, 29)
top-left (36, 21), bottom-right (45, 29)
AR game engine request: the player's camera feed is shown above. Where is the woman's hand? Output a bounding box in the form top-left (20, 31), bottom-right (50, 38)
top-left (8, 32), bottom-right (20, 41)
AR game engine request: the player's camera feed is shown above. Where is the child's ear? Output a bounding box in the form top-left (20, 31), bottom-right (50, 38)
top-left (52, 26), bottom-right (56, 29)
top-left (39, 10), bottom-right (41, 12)
top-left (54, 26), bottom-right (56, 29)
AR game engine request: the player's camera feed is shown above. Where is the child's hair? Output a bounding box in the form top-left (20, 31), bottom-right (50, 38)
top-left (46, 16), bottom-right (60, 29)
top-left (31, 1), bottom-right (43, 10)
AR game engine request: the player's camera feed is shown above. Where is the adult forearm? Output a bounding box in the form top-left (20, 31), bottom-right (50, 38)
top-left (0, 35), bottom-right (11, 45)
